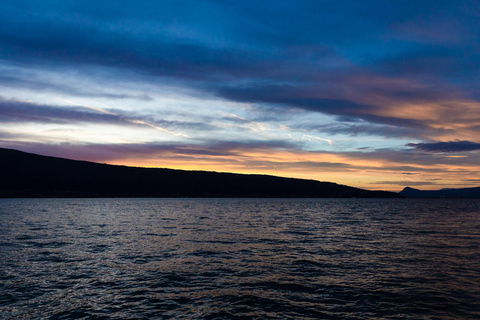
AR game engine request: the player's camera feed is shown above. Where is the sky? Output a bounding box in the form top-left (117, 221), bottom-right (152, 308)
top-left (1, 0), bottom-right (480, 191)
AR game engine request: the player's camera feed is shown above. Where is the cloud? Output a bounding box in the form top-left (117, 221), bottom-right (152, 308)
top-left (0, 97), bottom-right (212, 135)
top-left (338, 147), bottom-right (480, 168)
top-left (0, 72), bottom-right (153, 101)
top-left (0, 139), bottom-right (299, 163)
top-left (315, 122), bottom-right (426, 139)
top-left (215, 80), bottom-right (473, 139)
top-left (372, 181), bottom-right (439, 186)
top-left (0, 4), bottom-right (263, 81)
top-left (406, 140), bottom-right (480, 153)
top-left (0, 98), bottom-right (127, 125)
top-left (220, 112), bottom-right (268, 133)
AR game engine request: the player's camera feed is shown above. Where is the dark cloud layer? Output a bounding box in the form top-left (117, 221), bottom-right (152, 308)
top-left (406, 140), bottom-right (480, 153)
top-left (0, 97), bottom-right (214, 131)
top-left (0, 98), bottom-right (125, 125)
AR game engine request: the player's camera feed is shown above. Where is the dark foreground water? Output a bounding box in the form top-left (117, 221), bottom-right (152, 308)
top-left (1, 198), bottom-right (479, 319)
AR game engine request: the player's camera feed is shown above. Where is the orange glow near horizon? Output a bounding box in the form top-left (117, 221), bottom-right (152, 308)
top-left (101, 147), bottom-right (480, 192)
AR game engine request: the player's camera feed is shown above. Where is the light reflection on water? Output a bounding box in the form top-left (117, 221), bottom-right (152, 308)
top-left (1, 198), bottom-right (479, 319)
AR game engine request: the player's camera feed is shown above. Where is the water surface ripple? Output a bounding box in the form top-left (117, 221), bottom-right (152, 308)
top-left (1, 198), bottom-right (479, 319)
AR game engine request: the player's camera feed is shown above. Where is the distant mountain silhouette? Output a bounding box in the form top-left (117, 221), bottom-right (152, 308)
top-left (400, 186), bottom-right (480, 198)
top-left (0, 148), bottom-right (400, 198)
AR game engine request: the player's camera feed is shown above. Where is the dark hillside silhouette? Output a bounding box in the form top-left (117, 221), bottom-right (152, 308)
top-left (0, 148), bottom-right (400, 198)
top-left (400, 186), bottom-right (480, 198)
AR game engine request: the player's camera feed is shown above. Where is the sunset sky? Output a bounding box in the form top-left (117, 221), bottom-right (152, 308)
top-left (1, 0), bottom-right (480, 191)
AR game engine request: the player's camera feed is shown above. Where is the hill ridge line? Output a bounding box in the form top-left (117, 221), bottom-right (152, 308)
top-left (0, 147), bottom-right (400, 198)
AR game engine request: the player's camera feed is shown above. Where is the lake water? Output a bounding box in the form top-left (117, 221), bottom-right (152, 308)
top-left (1, 198), bottom-right (479, 319)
